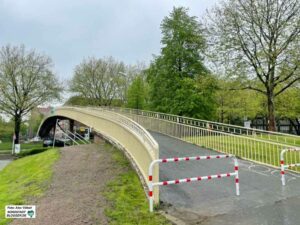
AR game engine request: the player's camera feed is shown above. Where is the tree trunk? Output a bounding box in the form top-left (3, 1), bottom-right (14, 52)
top-left (288, 118), bottom-right (300, 135)
top-left (267, 93), bottom-right (276, 131)
top-left (14, 114), bottom-right (22, 145)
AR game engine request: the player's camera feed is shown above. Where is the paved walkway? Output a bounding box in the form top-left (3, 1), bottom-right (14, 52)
top-left (0, 160), bottom-right (11, 171)
top-left (151, 132), bottom-right (300, 225)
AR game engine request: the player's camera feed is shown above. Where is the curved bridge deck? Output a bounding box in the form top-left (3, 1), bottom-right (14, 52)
top-left (152, 131), bottom-right (300, 225)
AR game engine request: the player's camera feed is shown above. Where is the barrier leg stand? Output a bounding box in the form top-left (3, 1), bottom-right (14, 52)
top-left (280, 159), bottom-right (286, 186)
top-left (234, 158), bottom-right (240, 196)
top-left (149, 183), bottom-right (153, 212)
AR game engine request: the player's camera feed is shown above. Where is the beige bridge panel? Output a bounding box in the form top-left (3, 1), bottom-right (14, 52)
top-left (53, 107), bottom-right (160, 203)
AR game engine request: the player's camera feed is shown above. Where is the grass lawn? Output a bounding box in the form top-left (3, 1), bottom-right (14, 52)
top-left (184, 135), bottom-right (300, 172)
top-left (245, 134), bottom-right (300, 147)
top-left (0, 142), bottom-right (43, 153)
top-left (103, 145), bottom-right (170, 225)
top-left (0, 149), bottom-right (59, 225)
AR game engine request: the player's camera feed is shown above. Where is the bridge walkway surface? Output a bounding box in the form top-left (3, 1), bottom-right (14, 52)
top-left (151, 132), bottom-right (300, 225)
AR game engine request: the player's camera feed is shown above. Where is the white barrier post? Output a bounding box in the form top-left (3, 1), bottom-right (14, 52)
top-left (280, 148), bottom-right (300, 186)
top-left (148, 154), bottom-right (239, 212)
top-left (234, 158), bottom-right (240, 195)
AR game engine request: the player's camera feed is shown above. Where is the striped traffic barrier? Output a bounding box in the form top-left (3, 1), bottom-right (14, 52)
top-left (280, 148), bottom-right (300, 186)
top-left (148, 154), bottom-right (240, 212)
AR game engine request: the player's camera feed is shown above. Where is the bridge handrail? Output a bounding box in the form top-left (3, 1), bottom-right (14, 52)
top-left (101, 107), bottom-right (300, 145)
top-left (58, 106), bottom-right (159, 151)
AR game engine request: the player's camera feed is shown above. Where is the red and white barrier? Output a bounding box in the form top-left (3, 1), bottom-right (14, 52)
top-left (148, 154), bottom-right (240, 212)
top-left (280, 148), bottom-right (300, 186)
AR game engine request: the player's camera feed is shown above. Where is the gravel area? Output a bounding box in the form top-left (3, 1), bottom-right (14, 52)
top-left (11, 143), bottom-right (120, 225)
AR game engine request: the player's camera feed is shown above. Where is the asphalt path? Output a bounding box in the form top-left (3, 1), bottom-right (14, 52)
top-left (151, 131), bottom-right (300, 225)
top-left (0, 160), bottom-right (11, 171)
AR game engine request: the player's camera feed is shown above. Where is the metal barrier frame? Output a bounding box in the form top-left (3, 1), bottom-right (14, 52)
top-left (280, 147), bottom-right (300, 186)
top-left (148, 154), bottom-right (240, 212)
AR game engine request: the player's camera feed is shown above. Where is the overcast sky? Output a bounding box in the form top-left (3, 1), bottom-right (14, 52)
top-left (0, 0), bottom-right (219, 81)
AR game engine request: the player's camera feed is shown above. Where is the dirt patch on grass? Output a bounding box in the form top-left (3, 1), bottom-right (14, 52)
top-left (11, 143), bottom-right (122, 225)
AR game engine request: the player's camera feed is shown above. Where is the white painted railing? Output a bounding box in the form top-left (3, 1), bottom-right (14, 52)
top-left (105, 107), bottom-right (300, 146)
top-left (99, 107), bottom-right (300, 171)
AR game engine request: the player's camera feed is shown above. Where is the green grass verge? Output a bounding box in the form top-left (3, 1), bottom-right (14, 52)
top-left (245, 134), bottom-right (300, 147)
top-left (0, 149), bottom-right (59, 225)
top-left (0, 142), bottom-right (43, 152)
top-left (103, 145), bottom-right (170, 225)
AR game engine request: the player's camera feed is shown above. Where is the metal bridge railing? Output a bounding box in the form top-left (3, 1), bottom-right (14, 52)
top-left (100, 107), bottom-right (300, 172)
top-left (105, 107), bottom-right (300, 147)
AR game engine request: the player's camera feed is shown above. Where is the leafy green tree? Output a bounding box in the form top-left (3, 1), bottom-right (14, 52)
top-left (0, 45), bottom-right (62, 147)
top-left (27, 108), bottom-right (45, 138)
top-left (64, 95), bottom-right (124, 107)
top-left (216, 79), bottom-right (265, 124)
top-left (276, 88), bottom-right (300, 134)
top-left (147, 7), bottom-right (216, 119)
top-left (126, 76), bottom-right (148, 110)
top-left (0, 117), bottom-right (14, 142)
top-left (69, 57), bottom-right (126, 106)
top-left (206, 0), bottom-right (300, 131)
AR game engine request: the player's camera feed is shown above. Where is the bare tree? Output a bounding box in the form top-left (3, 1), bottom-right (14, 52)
top-left (70, 57), bottom-right (126, 106)
top-left (206, 0), bottom-right (300, 131)
top-left (0, 45), bottom-right (62, 147)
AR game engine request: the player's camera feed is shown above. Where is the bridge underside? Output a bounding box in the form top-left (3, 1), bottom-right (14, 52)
top-left (38, 116), bottom-right (70, 138)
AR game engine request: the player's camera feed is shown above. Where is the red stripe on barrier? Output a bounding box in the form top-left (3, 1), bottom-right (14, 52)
top-left (196, 156), bottom-right (200, 160)
top-left (185, 157), bottom-right (190, 161)
top-left (197, 176), bottom-right (202, 181)
top-left (163, 181), bottom-right (168, 185)
top-left (174, 157), bottom-right (179, 162)
top-left (175, 179), bottom-right (180, 184)
top-left (235, 178), bottom-right (239, 183)
top-left (207, 156), bottom-right (211, 159)
top-left (162, 159), bottom-right (167, 163)
top-left (227, 173), bottom-right (231, 177)
top-left (149, 191), bottom-right (153, 197)
top-left (216, 155), bottom-right (220, 158)
top-left (186, 178), bottom-right (191, 182)
top-left (208, 176), bottom-right (212, 180)
top-left (281, 171), bottom-right (285, 175)
top-left (217, 174), bottom-right (221, 178)
top-left (235, 166), bottom-right (238, 170)
top-left (149, 176), bottom-right (152, 181)
top-left (280, 160), bottom-right (284, 165)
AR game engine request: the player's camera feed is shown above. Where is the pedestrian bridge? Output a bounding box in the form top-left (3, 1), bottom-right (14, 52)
top-left (38, 107), bottom-right (160, 202)
top-left (38, 106), bottom-right (300, 224)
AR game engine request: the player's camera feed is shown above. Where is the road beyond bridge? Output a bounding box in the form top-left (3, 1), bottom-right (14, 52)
top-left (151, 131), bottom-right (300, 225)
